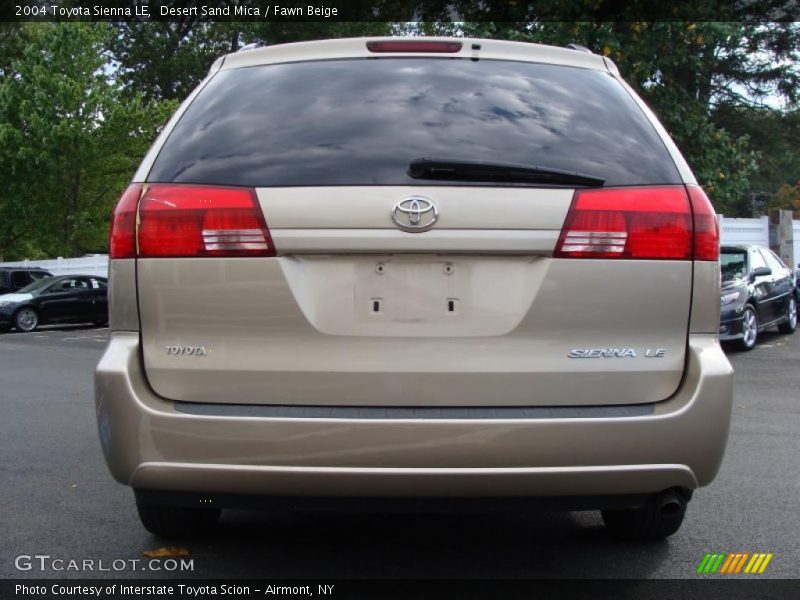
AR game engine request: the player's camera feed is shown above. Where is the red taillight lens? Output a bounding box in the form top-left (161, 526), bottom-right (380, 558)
top-left (109, 184), bottom-right (142, 259)
top-left (137, 185), bottom-right (274, 258)
top-left (687, 185), bottom-right (719, 261)
top-left (554, 186), bottom-right (694, 260)
top-left (366, 41), bottom-right (462, 53)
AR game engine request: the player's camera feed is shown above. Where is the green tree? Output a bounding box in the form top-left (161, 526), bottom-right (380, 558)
top-left (0, 23), bottom-right (175, 260)
top-left (0, 22), bottom-right (34, 77)
top-left (107, 21), bottom-right (392, 102)
top-left (458, 18), bottom-right (798, 215)
top-left (714, 106), bottom-right (800, 204)
top-left (771, 183), bottom-right (800, 212)
top-left (107, 20), bottom-right (237, 102)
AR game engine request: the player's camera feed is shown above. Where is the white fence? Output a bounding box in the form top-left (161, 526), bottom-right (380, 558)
top-left (718, 216), bottom-right (770, 247)
top-left (0, 254), bottom-right (108, 278)
top-left (719, 215), bottom-right (800, 268)
top-left (0, 217), bottom-right (798, 277)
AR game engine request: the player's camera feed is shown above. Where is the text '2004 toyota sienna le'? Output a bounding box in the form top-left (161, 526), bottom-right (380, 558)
top-left (96, 37), bottom-right (734, 540)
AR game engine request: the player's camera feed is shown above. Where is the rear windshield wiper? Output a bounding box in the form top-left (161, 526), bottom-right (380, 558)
top-left (408, 157), bottom-right (605, 187)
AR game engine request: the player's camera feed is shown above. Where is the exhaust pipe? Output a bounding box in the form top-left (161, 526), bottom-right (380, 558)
top-left (654, 489), bottom-right (685, 517)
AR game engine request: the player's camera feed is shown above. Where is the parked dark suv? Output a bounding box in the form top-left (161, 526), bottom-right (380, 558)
top-left (0, 267), bottom-right (52, 294)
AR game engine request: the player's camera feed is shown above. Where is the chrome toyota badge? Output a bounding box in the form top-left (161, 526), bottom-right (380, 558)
top-left (391, 197), bottom-right (439, 232)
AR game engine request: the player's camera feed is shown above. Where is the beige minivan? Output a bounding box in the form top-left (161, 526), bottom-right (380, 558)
top-left (95, 37), bottom-right (733, 539)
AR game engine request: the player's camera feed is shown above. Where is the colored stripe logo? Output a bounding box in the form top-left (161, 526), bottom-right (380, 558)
top-left (697, 552), bottom-right (773, 574)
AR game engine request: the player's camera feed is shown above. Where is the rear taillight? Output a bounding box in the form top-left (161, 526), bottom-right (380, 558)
top-left (554, 185), bottom-right (717, 261)
top-left (109, 184), bottom-right (142, 259)
top-left (366, 41), bottom-right (462, 53)
top-left (137, 185), bottom-right (274, 258)
top-left (686, 185), bottom-right (720, 261)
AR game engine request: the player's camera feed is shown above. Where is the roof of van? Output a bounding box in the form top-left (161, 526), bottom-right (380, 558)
top-left (214, 37), bottom-right (619, 75)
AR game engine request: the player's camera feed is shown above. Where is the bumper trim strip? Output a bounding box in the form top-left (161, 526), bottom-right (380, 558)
top-left (174, 401), bottom-right (655, 420)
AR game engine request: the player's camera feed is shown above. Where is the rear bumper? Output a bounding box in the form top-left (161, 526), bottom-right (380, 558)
top-left (95, 333), bottom-right (733, 499)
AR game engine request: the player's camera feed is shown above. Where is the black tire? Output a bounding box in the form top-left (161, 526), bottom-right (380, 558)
top-left (777, 297), bottom-right (797, 334)
top-left (0, 324), bottom-right (10, 332)
top-left (601, 489), bottom-right (689, 540)
top-left (93, 319), bottom-right (109, 327)
top-left (135, 498), bottom-right (220, 538)
top-left (14, 307), bottom-right (39, 332)
top-left (734, 304), bottom-right (758, 351)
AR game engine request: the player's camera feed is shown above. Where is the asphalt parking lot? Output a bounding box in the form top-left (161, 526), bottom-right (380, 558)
top-left (1, 325), bottom-right (798, 580)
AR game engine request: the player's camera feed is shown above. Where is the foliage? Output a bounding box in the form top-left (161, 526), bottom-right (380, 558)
top-left (1, 14), bottom-right (798, 258)
top-left (107, 21), bottom-right (392, 102)
top-left (713, 105), bottom-right (800, 200)
top-left (107, 14), bottom-right (800, 217)
top-left (0, 23), bottom-right (175, 260)
top-left (772, 183), bottom-right (800, 212)
top-left (107, 20), bottom-right (239, 102)
top-left (459, 20), bottom-right (799, 215)
top-left (0, 22), bottom-right (34, 77)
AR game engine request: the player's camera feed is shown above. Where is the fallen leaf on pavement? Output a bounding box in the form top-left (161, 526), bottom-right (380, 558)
top-left (142, 547), bottom-right (191, 558)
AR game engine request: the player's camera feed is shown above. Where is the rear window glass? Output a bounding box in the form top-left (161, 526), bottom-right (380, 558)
top-left (148, 58), bottom-right (681, 188)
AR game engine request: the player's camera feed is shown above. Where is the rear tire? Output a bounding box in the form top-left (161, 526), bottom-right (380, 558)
top-left (777, 297), bottom-right (796, 334)
top-left (14, 307), bottom-right (39, 332)
top-left (135, 497), bottom-right (220, 538)
top-left (735, 305), bottom-right (758, 351)
top-left (601, 489), bottom-right (689, 540)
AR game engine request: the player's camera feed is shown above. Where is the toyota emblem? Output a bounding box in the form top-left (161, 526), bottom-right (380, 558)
top-left (391, 197), bottom-right (439, 232)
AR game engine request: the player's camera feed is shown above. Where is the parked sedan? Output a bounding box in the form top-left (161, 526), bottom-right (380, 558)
top-left (719, 245), bottom-right (797, 350)
top-left (0, 275), bottom-right (108, 332)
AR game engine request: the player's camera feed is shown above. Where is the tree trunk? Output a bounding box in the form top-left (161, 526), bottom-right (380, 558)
top-left (67, 160), bottom-right (81, 257)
